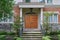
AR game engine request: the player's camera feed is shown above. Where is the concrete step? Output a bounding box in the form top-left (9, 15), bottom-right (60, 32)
top-left (22, 34), bottom-right (42, 36)
top-left (22, 31), bottom-right (42, 34)
top-left (23, 29), bottom-right (41, 32)
top-left (22, 30), bottom-right (42, 40)
top-left (22, 38), bottom-right (42, 40)
top-left (21, 36), bottom-right (42, 38)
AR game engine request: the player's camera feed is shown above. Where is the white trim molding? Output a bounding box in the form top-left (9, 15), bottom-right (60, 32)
top-left (20, 8), bottom-right (23, 24)
top-left (41, 8), bottom-right (43, 25)
top-left (44, 11), bottom-right (59, 14)
top-left (19, 5), bottom-right (44, 8)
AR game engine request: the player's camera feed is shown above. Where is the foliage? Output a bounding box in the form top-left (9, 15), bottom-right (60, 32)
top-left (13, 16), bottom-right (20, 29)
top-left (0, 31), bottom-right (15, 35)
top-left (16, 37), bottom-right (22, 40)
top-left (0, 0), bottom-right (14, 21)
top-left (58, 34), bottom-right (60, 40)
top-left (0, 31), bottom-right (7, 35)
top-left (7, 32), bottom-right (15, 35)
top-left (46, 30), bottom-right (60, 35)
top-left (42, 36), bottom-right (51, 40)
top-left (0, 35), bottom-right (6, 40)
top-left (43, 12), bottom-right (53, 34)
top-left (13, 16), bottom-right (21, 37)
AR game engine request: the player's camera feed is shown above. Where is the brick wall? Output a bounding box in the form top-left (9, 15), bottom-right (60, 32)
top-left (13, 5), bottom-right (20, 22)
top-left (13, 6), bottom-right (60, 23)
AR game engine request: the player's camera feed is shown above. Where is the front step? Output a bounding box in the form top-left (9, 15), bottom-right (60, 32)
top-left (23, 38), bottom-right (42, 40)
top-left (21, 31), bottom-right (43, 40)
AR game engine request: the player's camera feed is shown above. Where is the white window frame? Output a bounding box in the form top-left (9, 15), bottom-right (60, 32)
top-left (45, 0), bottom-right (53, 5)
top-left (43, 11), bottom-right (59, 24)
top-left (39, 0), bottom-right (45, 3)
top-left (23, 0), bottom-right (30, 3)
top-left (0, 13), bottom-right (14, 23)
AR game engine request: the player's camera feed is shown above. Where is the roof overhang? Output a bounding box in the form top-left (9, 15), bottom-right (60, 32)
top-left (19, 5), bottom-right (45, 8)
top-left (18, 2), bottom-right (45, 8)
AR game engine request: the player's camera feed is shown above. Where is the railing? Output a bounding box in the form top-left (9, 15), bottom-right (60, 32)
top-left (0, 23), bottom-right (13, 32)
top-left (40, 24), bottom-right (45, 35)
top-left (19, 2), bottom-right (45, 5)
top-left (0, 22), bottom-right (23, 37)
top-left (19, 24), bottom-right (23, 37)
top-left (40, 23), bottom-right (60, 35)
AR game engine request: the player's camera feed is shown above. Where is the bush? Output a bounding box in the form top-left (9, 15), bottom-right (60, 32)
top-left (16, 37), bottom-right (22, 40)
top-left (0, 31), bottom-right (15, 35)
top-left (7, 32), bottom-right (15, 35)
top-left (0, 31), bottom-right (7, 35)
top-left (42, 36), bottom-right (51, 40)
top-left (49, 32), bottom-right (57, 35)
top-left (0, 35), bottom-right (6, 40)
top-left (58, 34), bottom-right (60, 40)
top-left (14, 37), bottom-right (22, 40)
top-left (46, 31), bottom-right (60, 35)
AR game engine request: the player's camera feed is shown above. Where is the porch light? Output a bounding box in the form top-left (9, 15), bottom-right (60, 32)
top-left (26, 8), bottom-right (35, 14)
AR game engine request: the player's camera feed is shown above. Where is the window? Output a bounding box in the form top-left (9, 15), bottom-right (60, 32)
top-left (40, 0), bottom-right (45, 2)
top-left (47, 0), bottom-right (52, 4)
top-left (49, 14), bottom-right (58, 23)
top-left (25, 0), bottom-right (30, 3)
top-left (0, 13), bottom-right (13, 23)
top-left (48, 15), bottom-right (52, 22)
top-left (44, 14), bottom-right (58, 23)
top-left (54, 14), bottom-right (58, 23)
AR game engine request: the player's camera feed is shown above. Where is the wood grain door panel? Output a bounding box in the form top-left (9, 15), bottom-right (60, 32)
top-left (30, 15), bottom-right (38, 28)
top-left (25, 14), bottom-right (38, 28)
top-left (25, 15), bottom-right (30, 28)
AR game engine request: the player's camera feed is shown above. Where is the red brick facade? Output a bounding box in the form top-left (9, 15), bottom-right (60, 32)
top-left (13, 5), bottom-right (20, 16)
top-left (43, 7), bottom-right (60, 23)
top-left (13, 5), bottom-right (20, 22)
top-left (13, 6), bottom-right (60, 23)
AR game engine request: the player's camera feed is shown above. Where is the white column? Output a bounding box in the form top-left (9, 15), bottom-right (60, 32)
top-left (41, 8), bottom-right (43, 25)
top-left (20, 8), bottom-right (23, 25)
top-left (20, 8), bottom-right (22, 22)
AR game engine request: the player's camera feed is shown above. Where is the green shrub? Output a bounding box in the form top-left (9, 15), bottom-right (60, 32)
top-left (16, 37), bottom-right (22, 40)
top-left (0, 31), bottom-right (15, 35)
top-left (14, 37), bottom-right (22, 40)
top-left (7, 32), bottom-right (15, 35)
top-left (46, 31), bottom-right (60, 35)
top-left (58, 34), bottom-right (60, 40)
top-left (49, 32), bottom-right (57, 35)
top-left (42, 36), bottom-right (51, 40)
top-left (0, 31), bottom-right (7, 35)
top-left (0, 35), bottom-right (6, 40)
top-left (57, 30), bottom-right (60, 34)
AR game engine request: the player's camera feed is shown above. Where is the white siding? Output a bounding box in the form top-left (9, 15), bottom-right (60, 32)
top-left (31, 0), bottom-right (39, 2)
top-left (14, 0), bottom-right (60, 5)
top-left (53, 0), bottom-right (60, 5)
top-left (14, 0), bottom-right (23, 4)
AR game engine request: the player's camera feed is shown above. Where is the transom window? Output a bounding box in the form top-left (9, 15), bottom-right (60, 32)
top-left (47, 0), bottom-right (52, 4)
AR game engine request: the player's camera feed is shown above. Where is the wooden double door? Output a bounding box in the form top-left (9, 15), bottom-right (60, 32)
top-left (25, 14), bottom-right (38, 28)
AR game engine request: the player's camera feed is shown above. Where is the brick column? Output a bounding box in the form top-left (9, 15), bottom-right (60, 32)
top-left (13, 5), bottom-right (20, 23)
